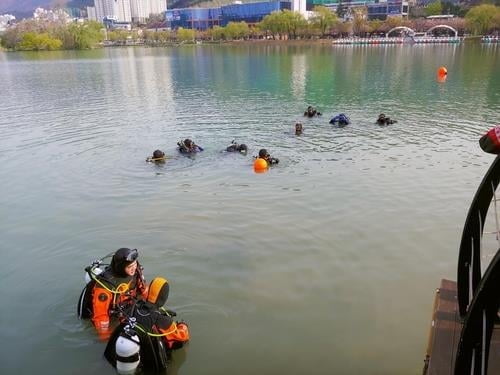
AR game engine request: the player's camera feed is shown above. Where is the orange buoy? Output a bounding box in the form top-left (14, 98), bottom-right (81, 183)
top-left (253, 158), bottom-right (268, 172)
top-left (437, 66), bottom-right (447, 76)
top-left (437, 74), bottom-right (447, 83)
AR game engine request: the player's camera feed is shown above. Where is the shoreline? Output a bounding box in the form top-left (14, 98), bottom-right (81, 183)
top-left (1, 35), bottom-right (490, 52)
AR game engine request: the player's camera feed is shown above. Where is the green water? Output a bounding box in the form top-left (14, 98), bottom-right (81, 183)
top-left (0, 43), bottom-right (499, 375)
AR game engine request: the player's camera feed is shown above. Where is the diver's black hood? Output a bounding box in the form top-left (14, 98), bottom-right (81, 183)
top-left (110, 248), bottom-right (137, 278)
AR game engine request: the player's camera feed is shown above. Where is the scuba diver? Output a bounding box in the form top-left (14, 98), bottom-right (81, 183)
top-left (329, 113), bottom-right (350, 126)
top-left (104, 277), bottom-right (190, 373)
top-left (146, 150), bottom-right (167, 163)
top-left (304, 106), bottom-right (322, 118)
top-left (177, 139), bottom-right (203, 154)
top-left (77, 248), bottom-right (148, 340)
top-left (225, 140), bottom-right (248, 154)
top-left (376, 113), bottom-right (397, 125)
top-left (295, 122), bottom-right (303, 135)
top-left (257, 148), bottom-right (279, 165)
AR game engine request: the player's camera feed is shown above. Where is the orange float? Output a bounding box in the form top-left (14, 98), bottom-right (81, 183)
top-left (437, 66), bottom-right (447, 76)
top-left (437, 74), bottom-right (447, 83)
top-left (253, 158), bottom-right (268, 172)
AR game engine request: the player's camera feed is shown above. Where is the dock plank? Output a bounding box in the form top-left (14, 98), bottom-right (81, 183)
top-left (423, 279), bottom-right (500, 374)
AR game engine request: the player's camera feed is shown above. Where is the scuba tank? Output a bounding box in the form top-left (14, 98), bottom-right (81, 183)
top-left (85, 265), bottom-right (103, 284)
top-left (78, 254), bottom-right (111, 319)
top-left (116, 323), bottom-right (141, 375)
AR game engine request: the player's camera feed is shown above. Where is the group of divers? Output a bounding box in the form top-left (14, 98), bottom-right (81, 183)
top-left (145, 107), bottom-right (397, 170)
top-left (78, 108), bottom-right (398, 375)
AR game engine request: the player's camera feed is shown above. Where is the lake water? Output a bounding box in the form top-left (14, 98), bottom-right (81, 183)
top-left (0, 43), bottom-right (499, 375)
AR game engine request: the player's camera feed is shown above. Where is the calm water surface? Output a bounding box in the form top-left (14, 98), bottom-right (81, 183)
top-left (0, 43), bottom-right (499, 375)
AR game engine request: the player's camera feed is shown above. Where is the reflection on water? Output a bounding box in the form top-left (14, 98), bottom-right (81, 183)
top-left (0, 44), bottom-right (499, 375)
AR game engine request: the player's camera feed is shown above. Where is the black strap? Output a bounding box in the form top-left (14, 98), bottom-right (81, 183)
top-left (116, 353), bottom-right (140, 363)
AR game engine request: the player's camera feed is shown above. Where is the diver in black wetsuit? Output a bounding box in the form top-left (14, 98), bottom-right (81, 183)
top-left (146, 150), bottom-right (167, 163)
top-left (257, 148), bottom-right (279, 165)
top-left (304, 106), bottom-right (322, 118)
top-left (226, 141), bottom-right (248, 153)
top-left (376, 114), bottom-right (397, 125)
top-left (178, 139), bottom-right (203, 153)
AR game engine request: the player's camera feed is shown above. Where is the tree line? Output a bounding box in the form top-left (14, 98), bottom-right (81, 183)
top-left (1, 4), bottom-right (499, 50)
top-left (0, 19), bottom-right (103, 50)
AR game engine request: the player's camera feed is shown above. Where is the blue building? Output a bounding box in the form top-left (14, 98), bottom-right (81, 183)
top-left (367, 0), bottom-right (409, 20)
top-left (165, 1), bottom-right (291, 30)
top-left (165, 8), bottom-right (221, 30)
top-left (220, 1), bottom-right (290, 26)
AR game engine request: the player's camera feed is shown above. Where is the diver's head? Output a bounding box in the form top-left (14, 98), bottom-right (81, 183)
top-left (258, 149), bottom-right (269, 159)
top-left (147, 277), bottom-right (170, 307)
top-left (238, 144), bottom-right (248, 153)
top-left (378, 113), bottom-right (385, 119)
top-left (184, 139), bottom-right (193, 148)
top-left (153, 150), bottom-right (165, 159)
top-left (295, 123), bottom-right (303, 133)
top-left (307, 106), bottom-right (312, 111)
top-left (110, 248), bottom-right (139, 278)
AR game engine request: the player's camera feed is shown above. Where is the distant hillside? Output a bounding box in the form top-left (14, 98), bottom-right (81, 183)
top-left (0, 0), bottom-right (93, 18)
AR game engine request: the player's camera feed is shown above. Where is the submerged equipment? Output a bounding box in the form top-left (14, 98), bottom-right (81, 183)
top-left (329, 114), bottom-right (350, 126)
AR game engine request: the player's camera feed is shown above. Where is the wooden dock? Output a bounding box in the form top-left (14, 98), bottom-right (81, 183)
top-left (423, 279), bottom-right (500, 374)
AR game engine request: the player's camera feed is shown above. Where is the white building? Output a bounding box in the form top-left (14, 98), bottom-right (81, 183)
top-left (150, 0), bottom-right (167, 15)
top-left (130, 0), bottom-right (168, 23)
top-left (291, 0), bottom-right (307, 16)
top-left (91, 0), bottom-right (166, 23)
top-left (94, 0), bottom-right (132, 22)
top-left (130, 0), bottom-right (151, 22)
top-left (87, 6), bottom-right (97, 21)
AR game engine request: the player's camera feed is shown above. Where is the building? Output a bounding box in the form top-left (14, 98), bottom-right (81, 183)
top-left (130, 0), bottom-right (167, 23)
top-left (89, 0), bottom-right (166, 23)
top-left (221, 1), bottom-right (291, 26)
top-left (367, 0), bottom-right (409, 20)
top-left (165, 1), bottom-right (291, 30)
top-left (102, 16), bottom-right (133, 29)
top-left (307, 0), bottom-right (408, 18)
top-left (165, 8), bottom-right (221, 30)
top-left (92, 0), bottom-right (132, 22)
top-left (87, 6), bottom-right (97, 21)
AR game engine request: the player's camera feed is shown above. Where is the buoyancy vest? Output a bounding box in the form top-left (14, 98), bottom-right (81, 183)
top-left (78, 268), bottom-right (146, 340)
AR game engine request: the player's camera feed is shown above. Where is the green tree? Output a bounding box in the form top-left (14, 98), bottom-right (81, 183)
top-left (17, 32), bottom-right (62, 50)
top-left (426, 1), bottom-right (443, 16)
top-left (177, 27), bottom-right (195, 42)
top-left (225, 22), bottom-right (250, 40)
top-left (368, 19), bottom-right (384, 34)
top-left (310, 6), bottom-right (338, 36)
top-left (209, 25), bottom-right (225, 41)
top-left (282, 10), bottom-right (307, 39)
top-left (258, 11), bottom-right (284, 39)
top-left (67, 21), bottom-right (103, 49)
top-left (351, 7), bottom-right (368, 36)
top-left (465, 4), bottom-right (500, 35)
